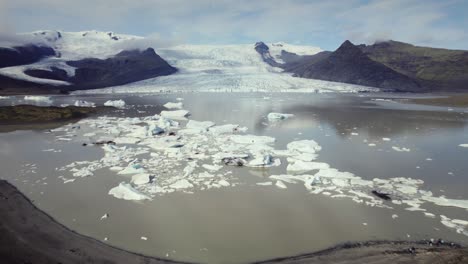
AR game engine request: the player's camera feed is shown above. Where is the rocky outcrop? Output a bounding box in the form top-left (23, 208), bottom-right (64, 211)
top-left (254, 42), bottom-right (282, 67)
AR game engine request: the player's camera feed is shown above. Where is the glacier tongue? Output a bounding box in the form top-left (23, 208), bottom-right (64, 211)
top-left (76, 44), bottom-right (378, 94)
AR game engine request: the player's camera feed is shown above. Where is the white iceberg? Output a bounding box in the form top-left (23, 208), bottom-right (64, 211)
top-left (131, 173), bottom-right (152, 185)
top-left (108, 182), bottom-right (151, 200)
top-left (267, 112), bottom-right (294, 121)
top-left (163, 102), bottom-right (184, 109)
top-left (160, 110), bottom-right (190, 119)
top-left (104, 99), bottom-right (126, 108)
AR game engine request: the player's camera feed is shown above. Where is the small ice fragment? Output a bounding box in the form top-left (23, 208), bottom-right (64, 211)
top-left (218, 180), bottom-right (230, 187)
top-left (74, 100), bottom-right (95, 107)
top-left (141, 236), bottom-right (148, 241)
top-left (426, 158), bottom-right (433, 161)
top-left (424, 212), bottom-right (436, 218)
top-left (202, 164), bottom-right (223, 172)
top-left (275, 180), bottom-right (287, 189)
top-left (362, 223), bottom-right (368, 226)
top-left (392, 146), bottom-right (411, 152)
top-left (256, 181), bottom-right (273, 186)
top-left (164, 102), bottom-right (184, 109)
top-left (351, 132), bottom-right (359, 136)
top-left (176, 97), bottom-right (184, 101)
top-left (100, 213), bottom-right (109, 220)
top-left (104, 237), bottom-right (108, 241)
top-left (368, 143), bottom-right (376, 147)
top-left (392, 214), bottom-right (398, 219)
top-left (382, 138), bottom-right (391, 141)
top-left (459, 144), bottom-right (468, 148)
top-left (267, 112), bottom-right (294, 121)
top-left (160, 110), bottom-right (190, 119)
top-left (170, 179), bottom-right (193, 189)
top-left (104, 99), bottom-right (126, 108)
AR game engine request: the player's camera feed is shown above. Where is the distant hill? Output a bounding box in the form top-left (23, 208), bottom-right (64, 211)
top-left (0, 30), bottom-right (177, 94)
top-left (258, 40), bottom-right (468, 92)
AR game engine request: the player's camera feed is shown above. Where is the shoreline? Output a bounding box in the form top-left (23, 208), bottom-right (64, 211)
top-left (1, 179), bottom-right (467, 264)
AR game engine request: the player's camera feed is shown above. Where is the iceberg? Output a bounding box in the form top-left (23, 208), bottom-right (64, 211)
top-left (104, 99), bottom-right (126, 108)
top-left (267, 112), bottom-right (294, 121)
top-left (160, 110), bottom-right (190, 119)
top-left (108, 182), bottom-right (151, 200)
top-left (163, 102), bottom-right (184, 109)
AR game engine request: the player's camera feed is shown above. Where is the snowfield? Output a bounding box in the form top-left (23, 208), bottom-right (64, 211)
top-left (0, 30), bottom-right (378, 93)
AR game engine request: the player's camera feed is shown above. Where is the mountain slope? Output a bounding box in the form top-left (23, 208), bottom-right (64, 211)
top-left (359, 41), bottom-right (468, 91)
top-left (283, 40), bottom-right (422, 92)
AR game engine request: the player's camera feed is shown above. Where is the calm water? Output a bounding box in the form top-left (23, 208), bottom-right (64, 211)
top-left (0, 92), bottom-right (467, 263)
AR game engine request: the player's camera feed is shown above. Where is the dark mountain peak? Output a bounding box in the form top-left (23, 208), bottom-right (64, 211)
top-left (254, 42), bottom-right (269, 53)
top-left (333, 40), bottom-right (365, 58)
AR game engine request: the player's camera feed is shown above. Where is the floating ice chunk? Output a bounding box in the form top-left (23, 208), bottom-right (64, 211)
top-left (267, 112), bottom-right (294, 121)
top-left (118, 164), bottom-right (146, 175)
top-left (287, 140), bottom-right (321, 154)
top-left (158, 116), bottom-right (179, 129)
top-left (131, 173), bottom-right (152, 185)
top-left (256, 181), bottom-right (273, 186)
top-left (218, 180), bottom-right (230, 187)
top-left (108, 182), bottom-right (151, 200)
top-left (176, 97), bottom-right (184, 101)
top-left (288, 153), bottom-right (318, 162)
top-left (186, 120), bottom-right (215, 131)
top-left (100, 213), bottom-right (109, 220)
top-left (368, 143), bottom-right (376, 147)
top-left (141, 236), bottom-right (148, 241)
top-left (170, 179), bottom-right (193, 189)
top-left (424, 212), bottom-right (436, 218)
top-left (248, 154), bottom-right (281, 167)
top-left (74, 100), bottom-right (95, 107)
top-left (422, 195), bottom-right (468, 210)
top-left (164, 102), bottom-right (184, 109)
top-left (209, 124), bottom-right (242, 134)
top-left (392, 214), bottom-right (398, 219)
top-left (351, 132), bottom-right (359, 136)
top-left (229, 135), bottom-right (275, 144)
top-left (392, 146), bottom-right (411, 152)
top-left (104, 99), bottom-right (126, 108)
top-left (275, 180), bottom-right (287, 189)
top-left (202, 164), bottom-right (223, 172)
top-left (382, 138), bottom-right (391, 141)
top-left (440, 215), bottom-right (468, 236)
top-left (24, 95), bottom-right (52, 104)
top-left (459, 144), bottom-right (468, 148)
top-left (160, 110), bottom-right (190, 119)
top-left (287, 161), bottom-right (329, 172)
top-left (0, 96), bottom-right (10, 99)
top-left (73, 168), bottom-right (94, 177)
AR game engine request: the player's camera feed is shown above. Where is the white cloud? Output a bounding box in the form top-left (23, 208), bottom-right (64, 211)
top-left (2, 0), bottom-right (467, 50)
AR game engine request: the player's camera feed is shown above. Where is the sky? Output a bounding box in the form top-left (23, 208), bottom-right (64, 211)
top-left (1, 0), bottom-right (467, 50)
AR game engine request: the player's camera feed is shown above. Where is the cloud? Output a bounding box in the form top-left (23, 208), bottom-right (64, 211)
top-left (2, 0), bottom-right (467, 50)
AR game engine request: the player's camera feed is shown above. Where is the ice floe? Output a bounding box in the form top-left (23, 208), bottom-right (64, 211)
top-left (160, 110), bottom-right (190, 119)
top-left (267, 112), bottom-right (294, 121)
top-left (104, 99), bottom-right (126, 108)
top-left (459, 144), bottom-right (468, 148)
top-left (164, 102), bottom-right (184, 109)
top-left (108, 182), bottom-right (151, 200)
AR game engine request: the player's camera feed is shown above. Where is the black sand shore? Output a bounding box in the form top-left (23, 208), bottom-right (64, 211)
top-left (0, 179), bottom-right (467, 264)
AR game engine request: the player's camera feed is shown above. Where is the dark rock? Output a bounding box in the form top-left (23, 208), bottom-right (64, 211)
top-left (371, 190), bottom-right (391, 200)
top-left (0, 45), bottom-right (56, 68)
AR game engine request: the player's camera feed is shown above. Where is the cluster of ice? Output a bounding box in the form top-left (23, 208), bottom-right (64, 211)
top-left (47, 109), bottom-right (468, 237)
top-left (104, 99), bottom-right (126, 108)
top-left (267, 112), bottom-right (294, 121)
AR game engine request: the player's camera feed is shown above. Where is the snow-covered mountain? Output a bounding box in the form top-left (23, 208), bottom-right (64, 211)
top-left (0, 30), bottom-right (377, 94)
